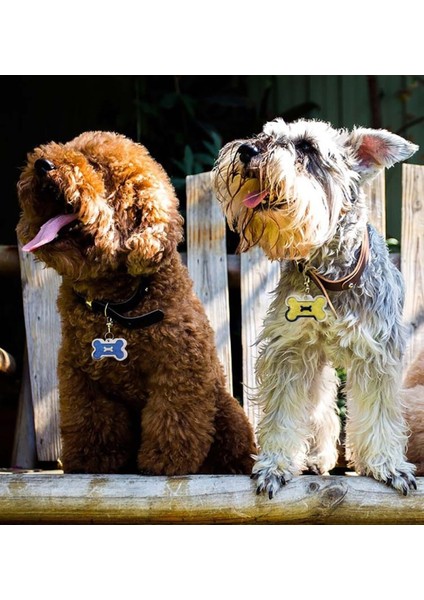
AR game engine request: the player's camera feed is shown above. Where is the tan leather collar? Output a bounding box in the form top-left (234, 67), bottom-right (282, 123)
top-left (297, 227), bottom-right (370, 319)
top-left (308, 226), bottom-right (370, 293)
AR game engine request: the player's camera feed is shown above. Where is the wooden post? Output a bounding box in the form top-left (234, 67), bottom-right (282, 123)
top-left (363, 171), bottom-right (386, 237)
top-left (18, 248), bottom-right (62, 462)
top-left (401, 164), bottom-right (424, 368)
top-left (186, 173), bottom-right (233, 393)
top-left (240, 248), bottom-right (279, 432)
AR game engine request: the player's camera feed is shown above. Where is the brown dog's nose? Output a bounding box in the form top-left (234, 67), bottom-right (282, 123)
top-left (237, 144), bottom-right (260, 165)
top-left (34, 158), bottom-right (56, 175)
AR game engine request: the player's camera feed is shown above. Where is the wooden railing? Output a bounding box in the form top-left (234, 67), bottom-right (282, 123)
top-left (2, 165), bottom-right (424, 524)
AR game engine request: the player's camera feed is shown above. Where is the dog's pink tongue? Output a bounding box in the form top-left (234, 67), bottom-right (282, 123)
top-left (22, 214), bottom-right (78, 252)
top-left (243, 189), bottom-right (268, 208)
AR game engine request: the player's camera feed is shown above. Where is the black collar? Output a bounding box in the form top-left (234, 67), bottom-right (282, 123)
top-left (74, 278), bottom-right (164, 329)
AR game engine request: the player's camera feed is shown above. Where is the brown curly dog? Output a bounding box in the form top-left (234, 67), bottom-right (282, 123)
top-left (17, 131), bottom-right (256, 475)
top-left (403, 349), bottom-right (424, 475)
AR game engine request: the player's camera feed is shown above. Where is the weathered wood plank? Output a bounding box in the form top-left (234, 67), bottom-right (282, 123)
top-left (186, 172), bottom-right (233, 393)
top-left (11, 349), bottom-right (36, 469)
top-left (363, 170), bottom-right (386, 237)
top-left (401, 164), bottom-right (424, 368)
top-left (18, 248), bottom-right (62, 462)
top-left (240, 249), bottom-right (280, 432)
top-left (0, 473), bottom-right (422, 524)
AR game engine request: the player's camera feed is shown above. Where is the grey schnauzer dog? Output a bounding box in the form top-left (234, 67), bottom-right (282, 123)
top-left (212, 117), bottom-right (419, 497)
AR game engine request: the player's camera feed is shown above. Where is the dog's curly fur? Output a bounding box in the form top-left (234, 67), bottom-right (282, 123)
top-left (403, 349), bottom-right (424, 475)
top-left (17, 131), bottom-right (256, 475)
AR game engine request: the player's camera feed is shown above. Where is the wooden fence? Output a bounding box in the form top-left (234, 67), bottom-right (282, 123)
top-left (3, 164), bottom-right (424, 524)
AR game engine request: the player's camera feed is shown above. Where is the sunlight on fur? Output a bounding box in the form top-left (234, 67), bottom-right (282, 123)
top-left (213, 117), bottom-right (419, 498)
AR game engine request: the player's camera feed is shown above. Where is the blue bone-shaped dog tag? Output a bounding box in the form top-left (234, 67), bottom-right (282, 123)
top-left (91, 337), bottom-right (128, 361)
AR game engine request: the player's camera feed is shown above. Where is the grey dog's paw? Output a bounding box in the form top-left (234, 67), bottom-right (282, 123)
top-left (364, 460), bottom-right (417, 495)
top-left (251, 467), bottom-right (292, 499)
top-left (382, 470), bottom-right (417, 496)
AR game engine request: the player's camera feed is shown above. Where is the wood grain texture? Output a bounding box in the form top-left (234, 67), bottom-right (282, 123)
top-left (186, 172), bottom-right (233, 393)
top-left (363, 170), bottom-right (386, 237)
top-left (401, 164), bottom-right (424, 368)
top-left (240, 248), bottom-right (280, 432)
top-left (18, 248), bottom-right (62, 462)
top-left (0, 473), bottom-right (422, 524)
top-left (11, 349), bottom-right (36, 469)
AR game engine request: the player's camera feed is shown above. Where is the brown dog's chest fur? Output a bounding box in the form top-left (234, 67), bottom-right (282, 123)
top-left (61, 303), bottom-right (151, 411)
top-left (57, 256), bottom-right (213, 411)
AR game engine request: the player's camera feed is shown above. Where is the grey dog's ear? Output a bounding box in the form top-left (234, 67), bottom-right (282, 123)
top-left (346, 127), bottom-right (419, 180)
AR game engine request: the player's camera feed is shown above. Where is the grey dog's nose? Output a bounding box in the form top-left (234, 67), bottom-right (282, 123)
top-left (237, 144), bottom-right (260, 165)
top-left (34, 158), bottom-right (56, 175)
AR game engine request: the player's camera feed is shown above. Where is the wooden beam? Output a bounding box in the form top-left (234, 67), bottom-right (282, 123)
top-left (186, 172), bottom-right (233, 393)
top-left (0, 474), bottom-right (422, 524)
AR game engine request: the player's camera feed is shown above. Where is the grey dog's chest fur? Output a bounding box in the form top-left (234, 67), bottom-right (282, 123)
top-left (266, 224), bottom-right (406, 368)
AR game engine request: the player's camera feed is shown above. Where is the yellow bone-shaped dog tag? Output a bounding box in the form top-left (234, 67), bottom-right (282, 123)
top-left (285, 295), bottom-right (328, 322)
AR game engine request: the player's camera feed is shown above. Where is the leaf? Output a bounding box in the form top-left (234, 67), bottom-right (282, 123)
top-left (202, 129), bottom-right (223, 158)
top-left (195, 152), bottom-right (215, 166)
top-left (209, 130), bottom-right (222, 148)
top-left (203, 141), bottom-right (219, 157)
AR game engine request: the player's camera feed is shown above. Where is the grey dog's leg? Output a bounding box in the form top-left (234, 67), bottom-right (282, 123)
top-left (306, 364), bottom-right (340, 474)
top-left (345, 354), bottom-right (416, 494)
top-left (252, 339), bottom-right (326, 498)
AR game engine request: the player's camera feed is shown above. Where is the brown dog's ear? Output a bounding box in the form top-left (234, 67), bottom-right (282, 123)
top-left (347, 127), bottom-right (419, 180)
top-left (125, 184), bottom-right (183, 276)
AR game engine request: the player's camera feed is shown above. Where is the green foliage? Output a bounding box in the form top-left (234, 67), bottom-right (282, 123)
top-left (132, 76), bottom-right (253, 183)
top-left (126, 76), bottom-right (321, 199)
top-left (171, 130), bottom-right (223, 191)
top-left (386, 237), bottom-right (400, 254)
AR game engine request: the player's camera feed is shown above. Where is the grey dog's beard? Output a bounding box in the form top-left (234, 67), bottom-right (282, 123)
top-left (214, 166), bottom-right (353, 261)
